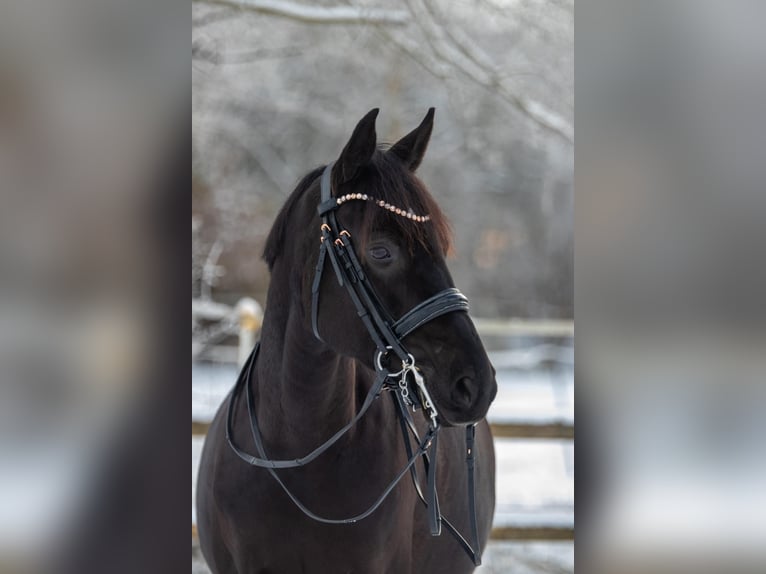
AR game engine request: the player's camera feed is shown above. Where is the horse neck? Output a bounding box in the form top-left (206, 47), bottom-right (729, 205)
top-left (254, 287), bottom-right (359, 446)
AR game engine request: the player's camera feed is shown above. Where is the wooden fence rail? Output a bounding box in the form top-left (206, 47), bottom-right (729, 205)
top-left (193, 297), bottom-right (573, 366)
top-left (192, 420), bottom-right (573, 439)
top-left (192, 523), bottom-right (574, 543)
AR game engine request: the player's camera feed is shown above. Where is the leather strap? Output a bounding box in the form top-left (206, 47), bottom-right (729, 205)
top-left (227, 344), bottom-right (392, 469)
top-left (391, 390), bottom-right (483, 565)
top-left (313, 163), bottom-right (409, 361)
top-left (226, 343), bottom-right (440, 524)
top-left (465, 423), bottom-right (481, 564)
top-left (311, 240), bottom-right (328, 340)
top-left (425, 431), bottom-right (441, 535)
top-left (392, 288), bottom-right (469, 340)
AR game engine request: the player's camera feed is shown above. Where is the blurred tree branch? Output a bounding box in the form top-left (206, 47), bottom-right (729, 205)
top-left (192, 0), bottom-right (572, 310)
top-left (194, 8), bottom-right (235, 28)
top-left (195, 0), bottom-right (409, 25)
top-left (394, 0), bottom-right (573, 143)
top-left (193, 38), bottom-right (303, 64)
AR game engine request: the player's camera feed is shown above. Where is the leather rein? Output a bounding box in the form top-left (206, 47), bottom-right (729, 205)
top-left (225, 163), bottom-right (484, 565)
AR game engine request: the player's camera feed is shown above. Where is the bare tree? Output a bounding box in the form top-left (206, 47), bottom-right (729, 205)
top-left (195, 0), bottom-right (409, 25)
top-left (192, 0), bottom-right (573, 317)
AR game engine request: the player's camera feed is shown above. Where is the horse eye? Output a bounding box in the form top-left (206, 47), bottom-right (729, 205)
top-left (370, 246), bottom-right (391, 260)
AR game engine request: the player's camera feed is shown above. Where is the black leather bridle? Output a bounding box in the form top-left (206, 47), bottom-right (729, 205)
top-left (226, 163), bottom-right (484, 565)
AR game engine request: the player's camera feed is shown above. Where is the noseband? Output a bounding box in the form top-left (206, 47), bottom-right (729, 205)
top-left (226, 164), bottom-right (483, 565)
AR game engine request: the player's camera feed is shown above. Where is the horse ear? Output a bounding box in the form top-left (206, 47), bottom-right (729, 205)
top-left (388, 108), bottom-right (435, 172)
top-left (332, 108), bottom-right (379, 187)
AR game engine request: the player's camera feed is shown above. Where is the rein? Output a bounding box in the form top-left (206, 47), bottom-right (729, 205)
top-left (225, 164), bottom-right (484, 565)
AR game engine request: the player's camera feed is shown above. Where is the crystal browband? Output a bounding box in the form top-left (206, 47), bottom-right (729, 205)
top-left (336, 193), bottom-right (431, 222)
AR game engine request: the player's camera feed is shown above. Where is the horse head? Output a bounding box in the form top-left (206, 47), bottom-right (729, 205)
top-left (264, 109), bottom-right (496, 425)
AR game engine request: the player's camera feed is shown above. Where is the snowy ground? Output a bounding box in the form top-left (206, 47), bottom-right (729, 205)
top-left (192, 435), bottom-right (573, 529)
top-left (192, 342), bottom-right (573, 572)
top-left (192, 535), bottom-right (573, 574)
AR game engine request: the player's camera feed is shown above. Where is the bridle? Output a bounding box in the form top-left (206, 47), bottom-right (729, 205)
top-left (226, 163), bottom-right (484, 565)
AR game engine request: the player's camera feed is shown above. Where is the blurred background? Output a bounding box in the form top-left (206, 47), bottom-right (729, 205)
top-left (0, 1), bottom-right (187, 572)
top-left (192, 1), bottom-right (573, 572)
top-left (192, 0), bottom-right (573, 317)
top-left (3, 1), bottom-right (764, 573)
top-left (577, 2), bottom-right (766, 572)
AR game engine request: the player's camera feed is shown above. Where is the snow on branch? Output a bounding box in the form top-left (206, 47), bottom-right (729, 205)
top-left (199, 0), bottom-right (409, 25)
top-left (398, 0), bottom-right (573, 143)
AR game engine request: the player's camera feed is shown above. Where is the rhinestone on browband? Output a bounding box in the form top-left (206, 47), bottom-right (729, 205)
top-left (335, 193), bottom-right (431, 222)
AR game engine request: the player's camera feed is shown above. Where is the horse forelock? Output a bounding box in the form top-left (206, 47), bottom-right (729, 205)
top-left (343, 149), bottom-right (452, 257)
top-left (262, 151), bottom-right (452, 271)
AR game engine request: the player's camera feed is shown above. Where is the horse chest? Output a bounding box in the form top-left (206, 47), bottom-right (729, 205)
top-left (217, 439), bottom-right (416, 572)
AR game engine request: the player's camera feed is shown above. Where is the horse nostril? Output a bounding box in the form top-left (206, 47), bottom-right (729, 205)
top-left (451, 376), bottom-right (475, 408)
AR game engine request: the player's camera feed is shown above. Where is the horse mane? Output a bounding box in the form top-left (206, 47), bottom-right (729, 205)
top-left (262, 150), bottom-right (452, 271)
top-left (262, 166), bottom-right (324, 270)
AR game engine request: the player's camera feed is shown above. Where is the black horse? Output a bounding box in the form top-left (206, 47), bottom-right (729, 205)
top-left (197, 109), bottom-right (497, 573)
